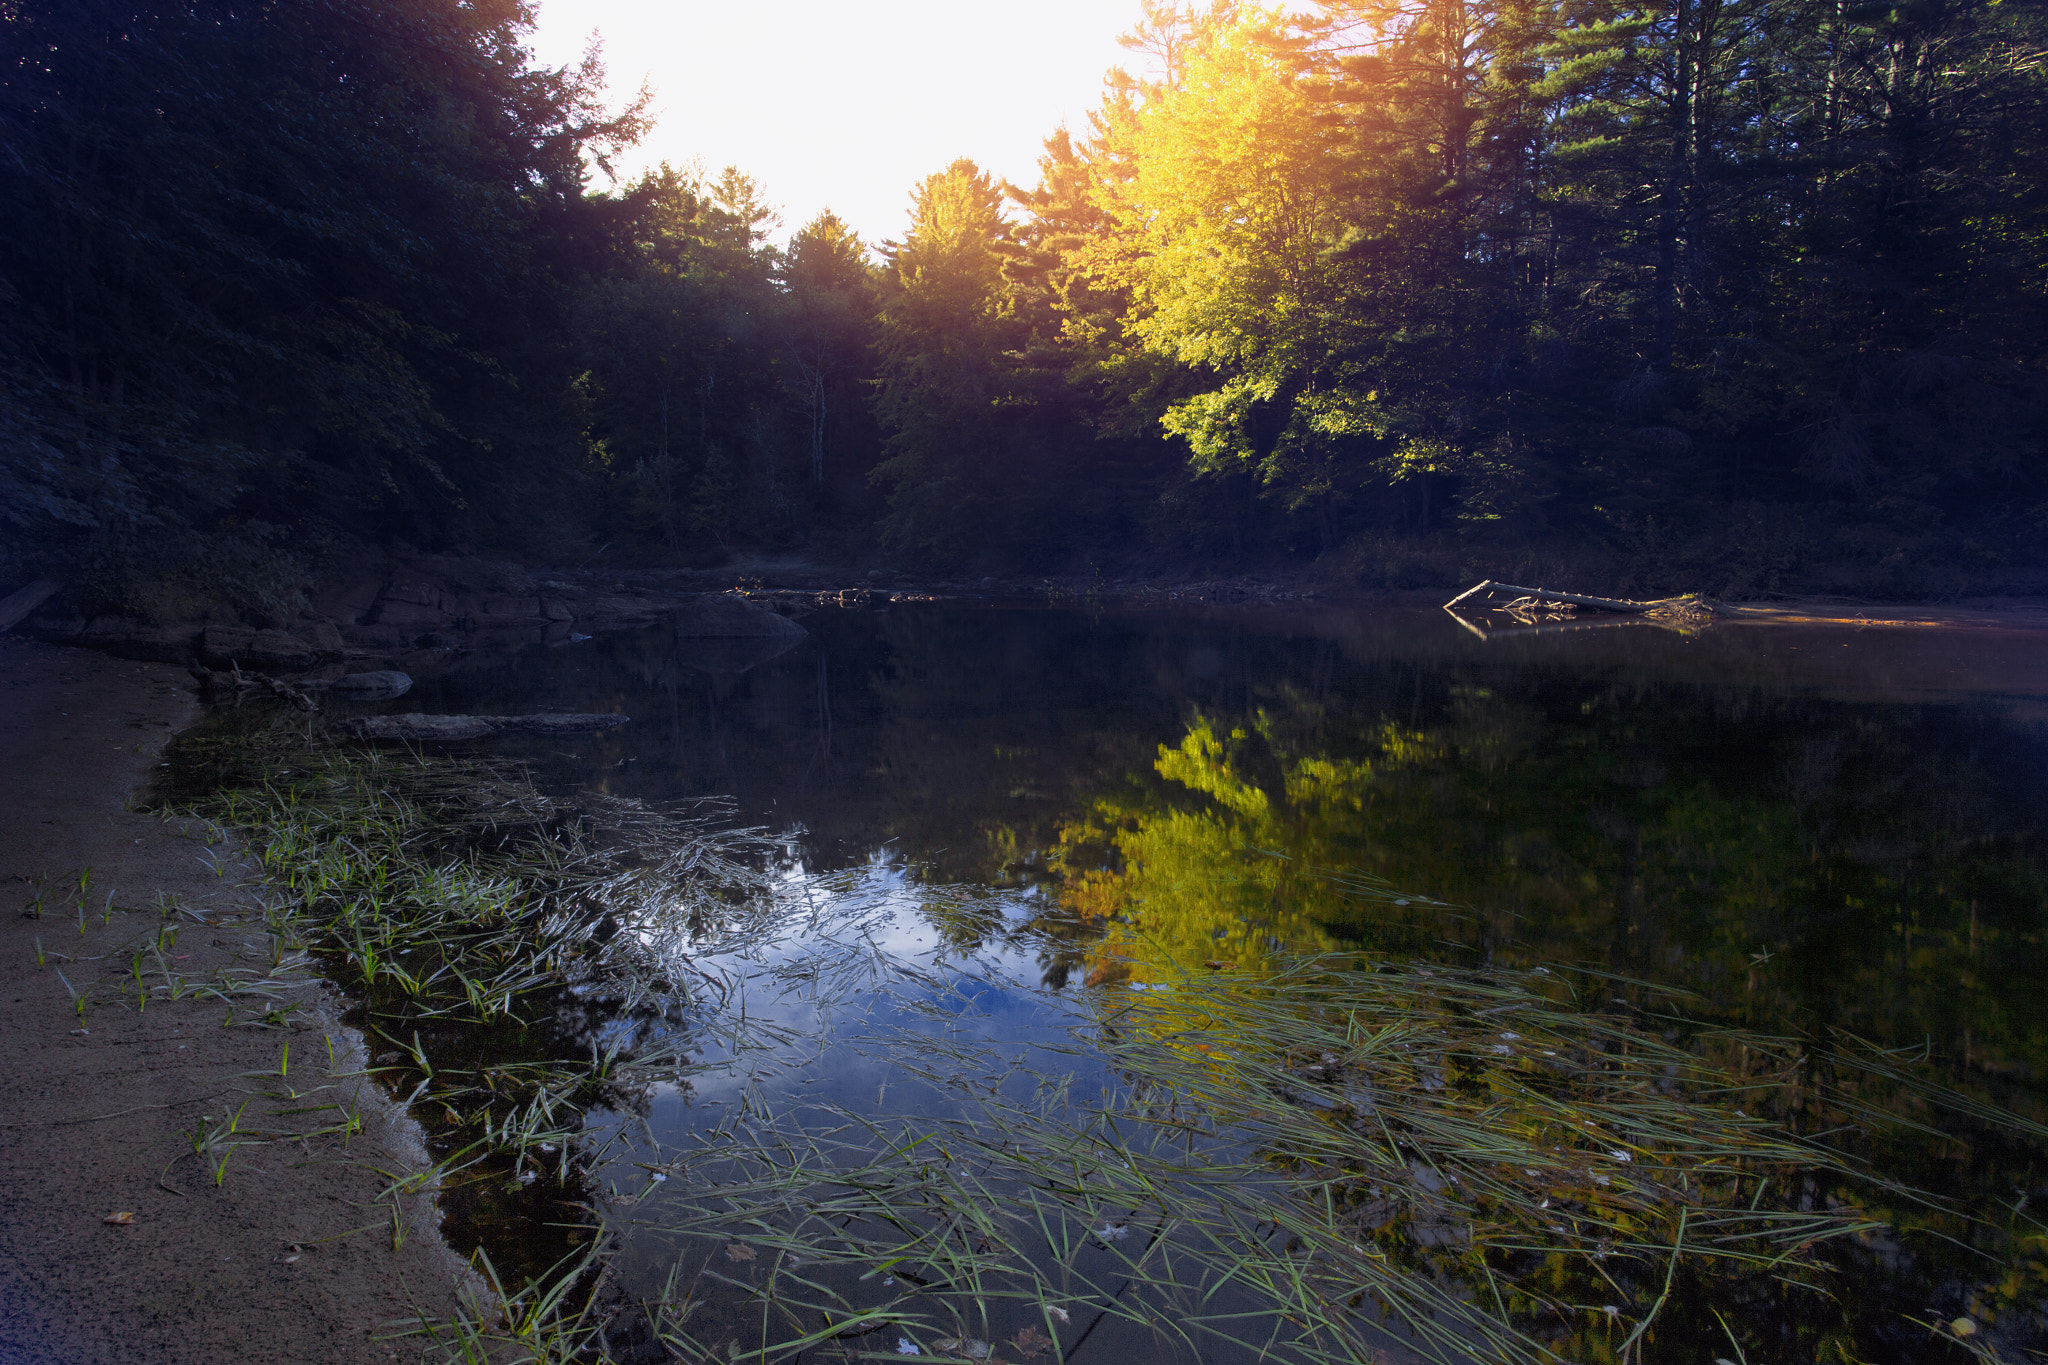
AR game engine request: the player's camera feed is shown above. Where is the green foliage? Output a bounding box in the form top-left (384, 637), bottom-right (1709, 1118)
top-left (867, 160), bottom-right (1023, 563)
top-left (0, 0), bottom-right (649, 582)
top-left (3, 0), bottom-right (2041, 588)
top-left (1019, 0), bottom-right (2048, 578)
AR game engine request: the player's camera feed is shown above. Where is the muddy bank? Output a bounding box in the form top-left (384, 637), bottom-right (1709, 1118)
top-left (0, 640), bottom-right (465, 1364)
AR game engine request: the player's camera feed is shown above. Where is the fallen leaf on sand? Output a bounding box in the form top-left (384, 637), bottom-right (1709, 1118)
top-left (1012, 1326), bottom-right (1053, 1358)
top-left (723, 1244), bottom-right (756, 1263)
top-left (103, 1211), bottom-right (136, 1225)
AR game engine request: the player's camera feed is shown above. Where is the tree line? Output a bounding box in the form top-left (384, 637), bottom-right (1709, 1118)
top-left (4, 0), bottom-right (2043, 617)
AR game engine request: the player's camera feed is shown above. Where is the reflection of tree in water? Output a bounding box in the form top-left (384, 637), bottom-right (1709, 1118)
top-left (1046, 694), bottom-right (2048, 1361)
top-left (1052, 687), bottom-right (2048, 1092)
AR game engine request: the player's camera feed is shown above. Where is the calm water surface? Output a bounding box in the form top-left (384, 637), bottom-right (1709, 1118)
top-left (389, 602), bottom-right (2048, 1361)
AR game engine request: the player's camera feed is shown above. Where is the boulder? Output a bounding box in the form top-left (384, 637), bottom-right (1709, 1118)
top-left (682, 634), bottom-right (805, 674)
top-left (380, 579), bottom-right (442, 608)
top-left (329, 670), bottom-right (412, 699)
top-left (341, 712), bottom-right (629, 741)
top-left (312, 577), bottom-right (387, 626)
top-left (478, 596), bottom-right (546, 621)
top-left (671, 594), bottom-right (808, 640)
top-left (369, 599), bottom-right (450, 629)
top-left (21, 613), bottom-right (87, 641)
top-left (0, 579), bottom-right (61, 634)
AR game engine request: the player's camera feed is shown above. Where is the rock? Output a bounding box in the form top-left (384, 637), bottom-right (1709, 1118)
top-left (311, 577), bottom-right (387, 625)
top-left (0, 579), bottom-right (62, 634)
top-left (671, 594), bottom-right (808, 640)
top-left (199, 625), bottom-right (339, 670)
top-left (21, 613), bottom-right (86, 641)
top-left (513, 713), bottom-right (631, 734)
top-left (68, 618), bottom-right (205, 663)
top-left (344, 714), bottom-right (499, 741)
top-left (682, 635), bottom-right (805, 674)
top-left (329, 670), bottom-right (412, 699)
top-left (380, 579), bottom-right (442, 608)
top-left (341, 713), bottom-right (629, 741)
top-left (369, 599), bottom-right (450, 629)
top-left (479, 596), bottom-right (545, 621)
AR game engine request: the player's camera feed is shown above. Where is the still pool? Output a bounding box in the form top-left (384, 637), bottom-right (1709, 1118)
top-left (354, 601), bottom-right (2048, 1363)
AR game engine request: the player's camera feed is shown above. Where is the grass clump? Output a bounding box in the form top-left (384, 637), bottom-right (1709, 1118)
top-left (178, 726), bottom-right (773, 1288)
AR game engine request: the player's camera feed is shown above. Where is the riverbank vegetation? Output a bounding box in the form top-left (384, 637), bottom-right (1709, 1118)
top-left (6, 0), bottom-right (2045, 612)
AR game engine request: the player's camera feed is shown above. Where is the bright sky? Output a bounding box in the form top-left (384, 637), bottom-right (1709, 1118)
top-left (525, 0), bottom-right (1148, 252)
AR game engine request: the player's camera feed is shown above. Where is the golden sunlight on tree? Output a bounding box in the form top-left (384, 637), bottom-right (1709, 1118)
top-left (1055, 716), bottom-right (1451, 985)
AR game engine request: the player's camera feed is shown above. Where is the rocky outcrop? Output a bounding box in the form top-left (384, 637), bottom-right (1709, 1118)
top-left (341, 713), bottom-right (629, 741)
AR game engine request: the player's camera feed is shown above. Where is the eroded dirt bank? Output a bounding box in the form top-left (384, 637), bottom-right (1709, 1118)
top-left (0, 640), bottom-right (463, 1365)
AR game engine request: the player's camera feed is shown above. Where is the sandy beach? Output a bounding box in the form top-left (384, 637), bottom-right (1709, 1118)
top-left (0, 639), bottom-right (462, 1364)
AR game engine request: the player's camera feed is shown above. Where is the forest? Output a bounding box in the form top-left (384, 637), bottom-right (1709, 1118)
top-left (3, 0), bottom-right (2045, 617)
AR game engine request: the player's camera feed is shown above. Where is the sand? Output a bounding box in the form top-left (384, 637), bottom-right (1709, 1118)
top-left (0, 640), bottom-right (465, 1364)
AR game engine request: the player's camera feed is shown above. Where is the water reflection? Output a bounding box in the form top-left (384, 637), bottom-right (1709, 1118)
top-left (405, 602), bottom-right (2048, 1085)
top-left (389, 603), bottom-right (2048, 1360)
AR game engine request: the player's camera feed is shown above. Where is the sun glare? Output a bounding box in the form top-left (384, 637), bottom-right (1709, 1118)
top-left (526, 0), bottom-right (1145, 248)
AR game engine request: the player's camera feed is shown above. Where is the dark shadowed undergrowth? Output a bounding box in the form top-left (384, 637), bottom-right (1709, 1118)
top-left (162, 714), bottom-right (2048, 1365)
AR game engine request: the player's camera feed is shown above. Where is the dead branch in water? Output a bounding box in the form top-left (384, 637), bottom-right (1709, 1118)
top-left (1445, 580), bottom-right (1719, 635)
top-left (187, 663), bottom-right (319, 712)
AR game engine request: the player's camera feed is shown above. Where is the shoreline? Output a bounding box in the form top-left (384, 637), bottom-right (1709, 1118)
top-left (17, 550), bottom-right (2048, 690)
top-left (0, 640), bottom-right (466, 1364)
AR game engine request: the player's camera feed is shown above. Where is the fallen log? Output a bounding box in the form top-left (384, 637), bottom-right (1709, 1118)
top-left (341, 713), bottom-right (629, 741)
top-left (1445, 580), bottom-right (1718, 630)
top-left (1445, 579), bottom-right (1661, 614)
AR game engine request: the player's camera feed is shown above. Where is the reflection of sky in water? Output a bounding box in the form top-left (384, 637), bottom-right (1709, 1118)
top-left (587, 855), bottom-right (1116, 1242)
top-left (573, 855), bottom-right (1289, 1365)
top-left (388, 605), bottom-right (2048, 1360)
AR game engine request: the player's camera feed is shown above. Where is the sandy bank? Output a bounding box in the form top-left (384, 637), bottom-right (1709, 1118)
top-left (0, 640), bottom-right (463, 1364)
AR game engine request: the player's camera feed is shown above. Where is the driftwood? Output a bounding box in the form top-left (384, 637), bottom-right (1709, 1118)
top-left (188, 663), bottom-right (319, 712)
top-left (341, 713), bottom-right (630, 741)
top-left (1444, 579), bottom-right (1670, 614)
top-left (0, 579), bottom-right (62, 634)
top-left (1445, 580), bottom-right (1718, 633)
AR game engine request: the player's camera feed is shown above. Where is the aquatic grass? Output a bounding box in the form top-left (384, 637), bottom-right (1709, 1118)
top-left (605, 937), bottom-right (2045, 1365)
top-left (168, 727), bottom-right (778, 1287)
top-left (153, 716), bottom-right (2047, 1363)
top-left (405, 1242), bottom-right (620, 1365)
